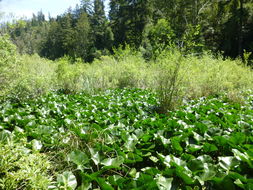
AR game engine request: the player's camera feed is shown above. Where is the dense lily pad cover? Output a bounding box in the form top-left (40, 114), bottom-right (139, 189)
top-left (1, 89), bottom-right (253, 189)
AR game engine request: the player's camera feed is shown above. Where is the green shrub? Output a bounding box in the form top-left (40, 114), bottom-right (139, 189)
top-left (81, 49), bottom-right (155, 93)
top-left (141, 19), bottom-right (175, 60)
top-left (0, 138), bottom-right (53, 189)
top-left (0, 35), bottom-right (19, 97)
top-left (1, 37), bottom-right (253, 109)
top-left (80, 48), bottom-right (253, 110)
top-left (55, 56), bottom-right (86, 93)
top-left (180, 53), bottom-right (253, 99)
top-left (11, 54), bottom-right (57, 99)
top-left (0, 36), bottom-right (57, 99)
top-left (155, 51), bottom-right (183, 112)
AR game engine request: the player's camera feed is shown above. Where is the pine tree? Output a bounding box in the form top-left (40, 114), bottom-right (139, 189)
top-left (109, 0), bottom-right (152, 48)
top-left (75, 12), bottom-right (91, 61)
top-left (92, 0), bottom-right (107, 50)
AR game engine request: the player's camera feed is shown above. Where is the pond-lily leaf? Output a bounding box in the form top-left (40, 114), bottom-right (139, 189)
top-left (57, 171), bottom-right (77, 190)
top-left (89, 148), bottom-right (100, 165)
top-left (67, 150), bottom-right (89, 170)
top-left (155, 174), bottom-right (173, 190)
top-left (101, 156), bottom-right (124, 168)
top-left (218, 156), bottom-right (240, 171)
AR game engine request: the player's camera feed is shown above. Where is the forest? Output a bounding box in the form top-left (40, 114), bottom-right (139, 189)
top-left (1, 0), bottom-right (253, 62)
top-left (1, 0), bottom-right (253, 189)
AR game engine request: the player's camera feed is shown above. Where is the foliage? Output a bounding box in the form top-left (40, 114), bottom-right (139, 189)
top-left (0, 137), bottom-right (53, 189)
top-left (2, 41), bottom-right (253, 104)
top-left (1, 89), bottom-right (253, 189)
top-left (142, 19), bottom-right (176, 59)
top-left (13, 54), bottom-right (57, 99)
top-left (0, 34), bottom-right (19, 97)
top-left (55, 56), bottom-right (86, 93)
top-left (155, 51), bottom-right (183, 112)
top-left (182, 24), bottom-right (205, 54)
top-left (1, 0), bottom-right (253, 61)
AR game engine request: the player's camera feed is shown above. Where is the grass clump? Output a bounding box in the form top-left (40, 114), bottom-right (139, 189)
top-left (1, 36), bottom-right (253, 111)
top-left (0, 35), bottom-right (57, 100)
top-left (13, 54), bottom-right (57, 99)
top-left (180, 53), bottom-right (253, 99)
top-left (0, 35), bottom-right (19, 98)
top-left (0, 137), bottom-right (53, 189)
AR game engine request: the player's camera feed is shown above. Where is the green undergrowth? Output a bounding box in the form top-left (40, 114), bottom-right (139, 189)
top-left (1, 88), bottom-right (253, 189)
top-left (0, 137), bottom-right (53, 189)
top-left (1, 35), bottom-right (253, 105)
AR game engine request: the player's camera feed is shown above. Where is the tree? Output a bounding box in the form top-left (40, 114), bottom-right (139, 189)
top-left (141, 19), bottom-right (175, 59)
top-left (109, 0), bottom-right (152, 48)
top-left (59, 12), bottom-right (76, 57)
top-left (75, 12), bottom-right (92, 61)
top-left (81, 0), bottom-right (93, 15)
top-left (40, 20), bottom-right (63, 59)
top-left (92, 0), bottom-right (106, 49)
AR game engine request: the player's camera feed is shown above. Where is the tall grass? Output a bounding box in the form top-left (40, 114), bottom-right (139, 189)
top-left (1, 35), bottom-right (253, 108)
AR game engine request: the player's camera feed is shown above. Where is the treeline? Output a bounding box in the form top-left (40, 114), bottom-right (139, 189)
top-left (1, 0), bottom-right (253, 62)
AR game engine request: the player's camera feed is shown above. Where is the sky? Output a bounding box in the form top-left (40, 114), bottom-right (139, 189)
top-left (0, 0), bottom-right (109, 22)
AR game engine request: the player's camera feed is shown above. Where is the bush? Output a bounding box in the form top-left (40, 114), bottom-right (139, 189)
top-left (180, 53), bottom-right (253, 99)
top-left (81, 48), bottom-right (156, 93)
top-left (0, 36), bottom-right (57, 100)
top-left (155, 51), bottom-right (183, 112)
top-left (0, 35), bottom-right (19, 97)
top-left (0, 137), bottom-right (53, 189)
top-left (80, 48), bottom-right (253, 110)
top-left (55, 56), bottom-right (85, 93)
top-left (11, 54), bottom-right (57, 99)
top-left (1, 38), bottom-right (253, 110)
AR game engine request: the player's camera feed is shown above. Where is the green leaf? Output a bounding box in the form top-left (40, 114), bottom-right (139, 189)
top-left (67, 150), bottom-right (89, 170)
top-left (77, 181), bottom-right (92, 190)
top-left (193, 132), bottom-right (204, 141)
top-left (175, 166), bottom-right (194, 185)
top-left (232, 149), bottom-right (253, 168)
top-left (150, 156), bottom-right (159, 163)
top-left (213, 136), bottom-right (228, 146)
top-left (101, 156), bottom-right (124, 168)
top-left (136, 173), bottom-right (158, 189)
top-left (108, 175), bottom-right (125, 187)
top-left (196, 155), bottom-right (213, 163)
top-left (0, 130), bottom-right (12, 142)
top-left (195, 163), bottom-right (216, 185)
top-left (124, 133), bottom-right (138, 152)
top-left (162, 154), bottom-right (187, 167)
top-left (125, 152), bottom-right (143, 163)
top-left (199, 165), bottom-right (216, 181)
top-left (234, 179), bottom-right (244, 189)
top-left (203, 143), bottom-right (218, 153)
top-left (96, 177), bottom-right (114, 190)
top-left (14, 126), bottom-right (24, 133)
top-left (187, 159), bottom-right (204, 172)
top-left (229, 132), bottom-right (246, 145)
top-left (155, 174), bottom-right (173, 190)
top-left (171, 136), bottom-right (183, 153)
top-left (89, 148), bottom-right (100, 165)
top-left (57, 171), bottom-right (77, 190)
top-left (186, 144), bottom-right (202, 153)
top-left (129, 168), bottom-right (137, 178)
top-left (218, 156), bottom-right (240, 171)
top-left (141, 167), bottom-right (160, 175)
